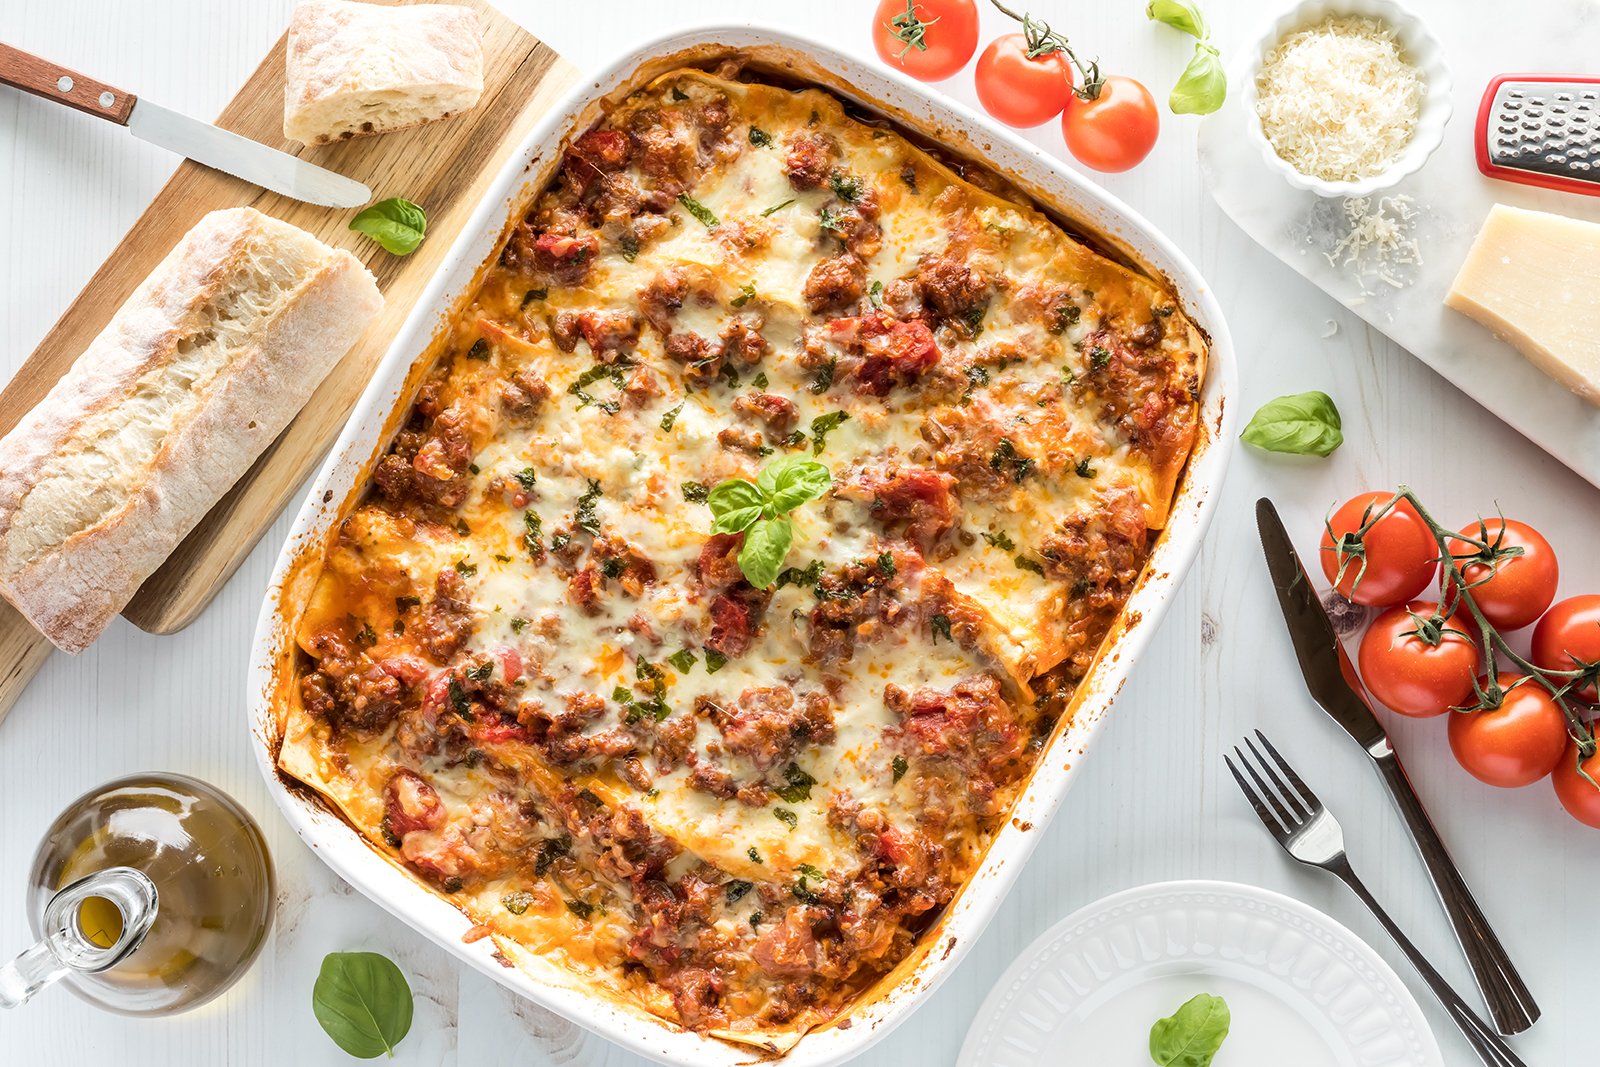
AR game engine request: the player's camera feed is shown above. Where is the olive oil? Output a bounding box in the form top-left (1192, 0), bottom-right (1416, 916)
top-left (26, 774), bottom-right (275, 1015)
top-left (75, 894), bottom-right (124, 949)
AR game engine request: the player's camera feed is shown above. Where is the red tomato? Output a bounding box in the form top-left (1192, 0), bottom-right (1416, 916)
top-left (1357, 601), bottom-right (1481, 717)
top-left (1450, 518), bottom-right (1559, 631)
top-left (873, 0), bottom-right (979, 82)
top-left (1060, 76), bottom-right (1159, 172)
top-left (1531, 595), bottom-right (1600, 701)
top-left (1553, 737), bottom-right (1600, 828)
top-left (1447, 674), bottom-right (1569, 788)
top-left (974, 34), bottom-right (1074, 127)
top-left (1319, 492), bottom-right (1438, 607)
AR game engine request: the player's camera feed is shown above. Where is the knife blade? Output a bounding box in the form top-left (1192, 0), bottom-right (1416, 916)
top-left (1255, 496), bottom-right (1541, 1035)
top-left (0, 42), bottom-right (369, 209)
top-left (1255, 496), bottom-right (1386, 751)
top-left (127, 98), bottom-right (370, 208)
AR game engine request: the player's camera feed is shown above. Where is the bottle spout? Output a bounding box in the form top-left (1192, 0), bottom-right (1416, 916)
top-left (0, 867), bottom-right (158, 1008)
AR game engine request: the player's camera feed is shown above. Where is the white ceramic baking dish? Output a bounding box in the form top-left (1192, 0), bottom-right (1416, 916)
top-left (249, 25), bottom-right (1237, 1067)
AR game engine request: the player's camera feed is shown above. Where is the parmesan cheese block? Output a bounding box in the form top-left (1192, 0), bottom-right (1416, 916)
top-left (1445, 205), bottom-right (1600, 405)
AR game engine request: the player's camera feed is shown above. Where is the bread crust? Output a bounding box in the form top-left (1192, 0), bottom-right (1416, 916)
top-left (0, 208), bottom-right (382, 652)
top-left (284, 0), bottom-right (484, 144)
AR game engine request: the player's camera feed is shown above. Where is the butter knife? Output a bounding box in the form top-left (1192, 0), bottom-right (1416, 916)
top-left (1256, 497), bottom-right (1540, 1036)
top-left (0, 43), bottom-right (369, 208)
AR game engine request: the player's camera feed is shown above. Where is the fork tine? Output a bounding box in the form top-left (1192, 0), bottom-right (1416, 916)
top-left (1245, 734), bottom-right (1309, 822)
top-left (1224, 752), bottom-right (1287, 836)
top-left (1254, 729), bottom-right (1323, 810)
top-left (1233, 744), bottom-right (1299, 829)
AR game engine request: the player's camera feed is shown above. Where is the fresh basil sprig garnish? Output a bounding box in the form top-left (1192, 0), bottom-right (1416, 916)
top-left (349, 197), bottom-right (427, 255)
top-left (1241, 390), bottom-right (1344, 457)
top-left (1149, 993), bottom-right (1230, 1067)
top-left (312, 951), bottom-right (415, 1059)
top-left (706, 455), bottom-right (832, 588)
top-left (1147, 0), bottom-right (1225, 115)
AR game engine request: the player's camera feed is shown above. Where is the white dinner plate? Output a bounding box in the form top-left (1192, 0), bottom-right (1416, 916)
top-left (959, 880), bottom-right (1442, 1067)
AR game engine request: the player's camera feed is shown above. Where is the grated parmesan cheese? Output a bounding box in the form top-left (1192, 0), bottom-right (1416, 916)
top-left (1326, 194), bottom-right (1421, 296)
top-left (1255, 15), bottom-right (1424, 182)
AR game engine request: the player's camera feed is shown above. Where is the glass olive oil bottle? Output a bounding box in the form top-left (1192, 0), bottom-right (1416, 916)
top-left (25, 774), bottom-right (275, 1015)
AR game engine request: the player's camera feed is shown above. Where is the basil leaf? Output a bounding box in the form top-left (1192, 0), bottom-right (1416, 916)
top-left (758, 455), bottom-right (832, 515)
top-left (312, 951), bottom-right (415, 1059)
top-left (738, 517), bottom-right (793, 588)
top-left (349, 198), bottom-right (427, 255)
top-left (1146, 0), bottom-right (1209, 38)
top-left (810, 410), bottom-right (850, 455)
top-left (1170, 42), bottom-right (1226, 115)
top-left (678, 193), bottom-right (719, 227)
top-left (1149, 993), bottom-right (1230, 1067)
top-left (707, 478), bottom-right (766, 533)
top-left (1241, 390), bottom-right (1343, 457)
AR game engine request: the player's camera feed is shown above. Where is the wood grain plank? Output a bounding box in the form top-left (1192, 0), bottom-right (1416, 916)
top-left (125, 13), bottom-right (575, 633)
top-left (0, 1), bottom-right (574, 720)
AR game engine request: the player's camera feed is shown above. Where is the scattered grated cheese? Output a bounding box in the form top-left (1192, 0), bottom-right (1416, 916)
top-left (1326, 195), bottom-right (1422, 296)
top-left (1255, 16), bottom-right (1424, 182)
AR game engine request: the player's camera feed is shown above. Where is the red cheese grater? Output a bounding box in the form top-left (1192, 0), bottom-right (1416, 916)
top-left (1476, 74), bottom-right (1600, 196)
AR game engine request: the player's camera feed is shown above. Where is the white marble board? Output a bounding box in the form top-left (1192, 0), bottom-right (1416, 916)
top-left (1198, 0), bottom-right (1600, 486)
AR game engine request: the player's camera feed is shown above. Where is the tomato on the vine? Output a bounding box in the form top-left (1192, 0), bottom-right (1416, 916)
top-left (1553, 737), bottom-right (1600, 829)
top-left (873, 0), bottom-right (979, 81)
top-left (1061, 76), bottom-right (1159, 172)
top-left (974, 34), bottom-right (1074, 127)
top-left (1447, 674), bottom-right (1569, 788)
top-left (1357, 601), bottom-right (1480, 717)
top-left (1320, 492), bottom-right (1438, 607)
top-left (1532, 595), bottom-right (1600, 701)
top-left (1450, 518), bottom-right (1559, 631)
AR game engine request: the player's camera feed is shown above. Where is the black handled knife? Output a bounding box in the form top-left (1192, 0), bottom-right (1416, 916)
top-left (1256, 497), bottom-right (1540, 1036)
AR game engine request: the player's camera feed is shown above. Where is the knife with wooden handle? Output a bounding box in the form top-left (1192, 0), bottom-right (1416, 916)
top-left (1256, 497), bottom-right (1541, 1037)
top-left (0, 42), bottom-right (370, 208)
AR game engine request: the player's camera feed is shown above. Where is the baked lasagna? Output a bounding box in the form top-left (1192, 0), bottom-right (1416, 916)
top-left (280, 67), bottom-right (1205, 1048)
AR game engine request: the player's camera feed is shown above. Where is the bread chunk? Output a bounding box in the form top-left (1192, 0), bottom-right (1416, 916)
top-left (0, 208), bottom-right (382, 652)
top-left (284, 0), bottom-right (483, 145)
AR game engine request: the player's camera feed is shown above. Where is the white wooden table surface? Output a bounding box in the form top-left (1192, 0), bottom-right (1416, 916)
top-left (1, 1), bottom-right (1595, 1063)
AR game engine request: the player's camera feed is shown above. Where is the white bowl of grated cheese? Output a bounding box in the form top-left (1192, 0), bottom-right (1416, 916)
top-left (1243, 0), bottom-right (1452, 198)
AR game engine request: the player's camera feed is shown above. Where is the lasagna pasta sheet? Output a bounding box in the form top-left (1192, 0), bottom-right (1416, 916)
top-left (280, 68), bottom-right (1204, 1044)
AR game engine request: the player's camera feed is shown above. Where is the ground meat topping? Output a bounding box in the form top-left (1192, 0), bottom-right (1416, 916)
top-left (824, 312), bottom-right (942, 396)
top-left (807, 550), bottom-right (920, 664)
top-left (300, 626), bottom-right (404, 734)
top-left (707, 685), bottom-right (836, 770)
top-left (418, 570), bottom-right (477, 662)
top-left (838, 463), bottom-right (959, 551)
top-left (803, 254), bottom-right (867, 313)
top-left (732, 391), bottom-right (799, 431)
top-left (373, 402), bottom-right (475, 510)
top-left (784, 132), bottom-right (840, 190)
top-left (914, 252), bottom-right (991, 336)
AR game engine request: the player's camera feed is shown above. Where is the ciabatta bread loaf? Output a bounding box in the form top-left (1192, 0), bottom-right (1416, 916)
top-left (284, 0), bottom-right (484, 145)
top-left (0, 207), bottom-right (382, 652)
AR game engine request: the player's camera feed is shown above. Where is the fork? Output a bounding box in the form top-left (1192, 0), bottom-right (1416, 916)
top-left (1226, 731), bottom-right (1528, 1067)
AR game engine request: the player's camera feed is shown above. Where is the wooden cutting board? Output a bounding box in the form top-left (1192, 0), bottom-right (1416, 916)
top-left (0, 0), bottom-right (576, 722)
